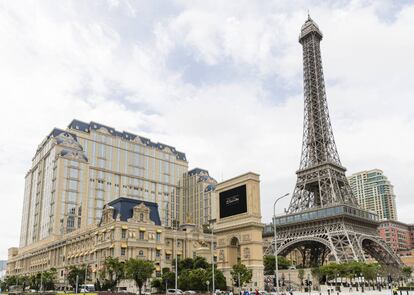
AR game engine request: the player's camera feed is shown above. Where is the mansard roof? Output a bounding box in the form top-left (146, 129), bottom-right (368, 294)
top-left (106, 197), bottom-right (161, 225)
top-left (68, 119), bottom-right (187, 161)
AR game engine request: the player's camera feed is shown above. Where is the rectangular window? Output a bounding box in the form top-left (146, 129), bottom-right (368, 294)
top-left (68, 180), bottom-right (78, 191)
top-left (122, 229), bottom-right (127, 239)
top-left (156, 233), bottom-right (161, 241)
top-left (156, 250), bottom-right (161, 257)
top-left (69, 168), bottom-right (79, 178)
top-left (139, 231), bottom-right (144, 240)
top-left (121, 248), bottom-right (126, 256)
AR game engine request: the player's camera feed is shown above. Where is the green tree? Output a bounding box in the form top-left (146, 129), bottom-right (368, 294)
top-left (402, 266), bottom-right (412, 281)
top-left (178, 269), bottom-right (191, 291)
top-left (263, 255), bottom-right (291, 275)
top-left (162, 270), bottom-right (176, 290)
top-left (151, 278), bottom-right (163, 292)
top-left (125, 258), bottom-right (155, 295)
top-left (99, 257), bottom-right (125, 290)
top-left (188, 268), bottom-right (208, 291)
top-left (19, 275), bottom-right (30, 291)
top-left (194, 256), bottom-right (210, 269)
top-left (41, 269), bottom-right (57, 290)
top-left (206, 269), bottom-right (226, 291)
top-left (29, 273), bottom-right (41, 291)
top-left (67, 265), bottom-right (87, 288)
top-left (3, 275), bottom-right (20, 290)
top-left (230, 263), bottom-right (252, 287)
top-left (179, 258), bottom-right (194, 272)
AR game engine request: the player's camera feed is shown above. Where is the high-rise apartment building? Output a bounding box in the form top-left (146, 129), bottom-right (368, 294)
top-left (182, 168), bottom-right (217, 226)
top-left (19, 120), bottom-right (189, 248)
top-left (348, 169), bottom-right (397, 220)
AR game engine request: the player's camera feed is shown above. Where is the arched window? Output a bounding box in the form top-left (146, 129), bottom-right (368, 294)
top-left (139, 250), bottom-right (144, 256)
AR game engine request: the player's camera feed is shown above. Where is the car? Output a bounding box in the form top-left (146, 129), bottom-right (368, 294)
top-left (184, 291), bottom-right (196, 295)
top-left (167, 289), bottom-right (183, 295)
top-left (259, 291), bottom-right (269, 295)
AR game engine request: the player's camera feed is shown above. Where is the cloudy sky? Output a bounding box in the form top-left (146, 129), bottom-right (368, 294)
top-left (1, 0), bottom-right (414, 259)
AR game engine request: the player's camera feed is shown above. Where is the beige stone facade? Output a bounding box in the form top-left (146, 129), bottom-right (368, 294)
top-left (19, 120), bottom-right (189, 249)
top-left (8, 199), bottom-right (215, 286)
top-left (10, 120), bottom-right (269, 290)
top-left (215, 172), bottom-right (264, 290)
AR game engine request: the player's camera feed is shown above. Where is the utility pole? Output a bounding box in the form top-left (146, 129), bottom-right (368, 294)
top-left (209, 219), bottom-right (216, 295)
top-left (40, 271), bottom-right (43, 293)
top-left (174, 221), bottom-right (178, 295)
top-left (273, 193), bottom-right (289, 295)
top-left (238, 272), bottom-right (241, 291)
top-left (84, 264), bottom-right (88, 285)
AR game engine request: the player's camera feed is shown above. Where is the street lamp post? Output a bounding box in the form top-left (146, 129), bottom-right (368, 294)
top-left (174, 222), bottom-right (178, 295)
top-left (40, 271), bottom-right (43, 293)
top-left (360, 273), bottom-right (364, 293)
top-left (273, 193), bottom-right (289, 295)
top-left (209, 219), bottom-right (217, 295)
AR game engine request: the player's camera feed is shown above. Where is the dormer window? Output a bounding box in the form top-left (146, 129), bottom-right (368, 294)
top-left (140, 213), bottom-right (144, 222)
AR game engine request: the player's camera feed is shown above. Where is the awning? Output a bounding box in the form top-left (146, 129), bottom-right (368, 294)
top-left (165, 250), bottom-right (172, 255)
top-left (155, 266), bottom-right (161, 271)
top-left (121, 243), bottom-right (127, 248)
top-left (121, 225), bottom-right (128, 229)
top-left (156, 229), bottom-right (162, 233)
top-left (156, 246), bottom-right (162, 250)
top-left (139, 227), bottom-right (146, 231)
top-left (109, 226), bottom-right (114, 229)
top-left (101, 229), bottom-right (107, 233)
top-left (110, 244), bottom-right (115, 248)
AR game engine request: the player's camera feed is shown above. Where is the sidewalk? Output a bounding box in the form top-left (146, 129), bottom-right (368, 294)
top-left (289, 291), bottom-right (408, 295)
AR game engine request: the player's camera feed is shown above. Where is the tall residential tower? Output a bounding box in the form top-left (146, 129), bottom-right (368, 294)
top-left (348, 169), bottom-right (398, 220)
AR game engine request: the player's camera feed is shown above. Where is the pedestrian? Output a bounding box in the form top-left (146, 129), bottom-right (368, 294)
top-left (229, 290), bottom-right (233, 295)
top-left (255, 289), bottom-right (259, 295)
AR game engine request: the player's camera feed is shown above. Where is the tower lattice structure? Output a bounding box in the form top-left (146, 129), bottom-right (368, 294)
top-left (264, 16), bottom-right (402, 272)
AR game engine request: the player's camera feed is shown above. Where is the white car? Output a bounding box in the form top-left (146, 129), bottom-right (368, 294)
top-left (167, 289), bottom-right (183, 295)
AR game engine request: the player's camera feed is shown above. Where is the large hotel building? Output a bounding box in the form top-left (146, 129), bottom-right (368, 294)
top-left (8, 120), bottom-right (218, 283)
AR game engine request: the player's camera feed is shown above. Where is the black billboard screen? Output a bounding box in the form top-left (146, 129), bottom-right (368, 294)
top-left (219, 185), bottom-right (247, 218)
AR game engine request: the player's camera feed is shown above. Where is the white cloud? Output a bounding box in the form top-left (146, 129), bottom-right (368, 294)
top-left (0, 0), bottom-right (413, 259)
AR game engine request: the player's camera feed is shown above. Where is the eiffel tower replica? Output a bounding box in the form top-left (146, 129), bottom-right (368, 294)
top-left (265, 16), bottom-right (402, 271)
